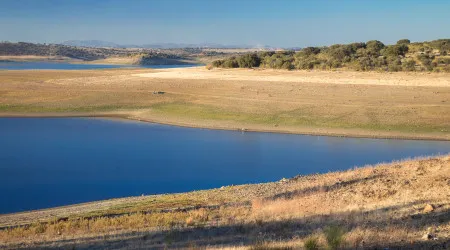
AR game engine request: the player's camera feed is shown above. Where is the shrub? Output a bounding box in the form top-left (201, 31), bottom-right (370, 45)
top-left (237, 53), bottom-right (261, 68)
top-left (366, 40), bottom-right (385, 56)
top-left (304, 236), bottom-right (320, 250)
top-left (428, 39), bottom-right (450, 52)
top-left (417, 54), bottom-right (435, 71)
top-left (211, 60), bottom-right (223, 68)
top-left (324, 225), bottom-right (345, 250)
top-left (357, 56), bottom-right (375, 71)
top-left (223, 58), bottom-right (239, 68)
top-left (262, 53), bottom-right (294, 69)
top-left (397, 39), bottom-right (411, 45)
top-left (34, 222), bottom-right (47, 234)
top-left (383, 44), bottom-right (409, 57)
top-left (210, 38), bottom-right (445, 72)
top-left (402, 59), bottom-right (416, 71)
top-left (302, 47), bottom-right (321, 56)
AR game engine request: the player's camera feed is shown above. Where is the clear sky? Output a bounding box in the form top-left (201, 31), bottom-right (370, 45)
top-left (0, 0), bottom-right (449, 47)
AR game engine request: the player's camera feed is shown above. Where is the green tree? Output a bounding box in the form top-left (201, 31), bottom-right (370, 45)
top-left (366, 40), bottom-right (385, 56)
top-left (237, 53), bottom-right (261, 68)
top-left (397, 39), bottom-right (411, 45)
top-left (383, 44), bottom-right (409, 57)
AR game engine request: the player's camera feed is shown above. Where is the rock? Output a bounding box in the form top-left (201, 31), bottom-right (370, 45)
top-left (423, 204), bottom-right (434, 213)
top-left (279, 178), bottom-right (288, 183)
top-left (422, 233), bottom-right (432, 240)
top-left (421, 233), bottom-right (438, 241)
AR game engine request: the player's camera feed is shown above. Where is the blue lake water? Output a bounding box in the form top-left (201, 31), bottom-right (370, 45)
top-left (1, 118), bottom-right (449, 214)
top-left (0, 61), bottom-right (198, 70)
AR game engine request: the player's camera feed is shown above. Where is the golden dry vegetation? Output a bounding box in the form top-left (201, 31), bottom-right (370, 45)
top-left (0, 67), bottom-right (449, 140)
top-left (0, 155), bottom-right (449, 249)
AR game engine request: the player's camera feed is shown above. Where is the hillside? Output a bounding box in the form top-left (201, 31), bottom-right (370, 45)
top-left (212, 39), bottom-right (450, 72)
top-left (0, 42), bottom-right (130, 61)
top-left (0, 155), bottom-right (448, 249)
top-left (0, 42), bottom-right (232, 65)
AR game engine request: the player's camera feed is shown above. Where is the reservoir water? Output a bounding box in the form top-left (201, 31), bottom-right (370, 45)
top-left (1, 117), bottom-right (449, 214)
top-left (0, 61), bottom-right (197, 70)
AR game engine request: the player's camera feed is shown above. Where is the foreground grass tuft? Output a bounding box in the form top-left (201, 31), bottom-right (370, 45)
top-left (324, 225), bottom-right (346, 250)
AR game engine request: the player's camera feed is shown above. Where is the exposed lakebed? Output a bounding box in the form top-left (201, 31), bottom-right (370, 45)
top-left (1, 117), bottom-right (449, 214)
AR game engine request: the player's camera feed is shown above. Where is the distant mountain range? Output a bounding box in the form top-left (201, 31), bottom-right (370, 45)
top-left (62, 40), bottom-right (122, 48)
top-left (61, 40), bottom-right (272, 49)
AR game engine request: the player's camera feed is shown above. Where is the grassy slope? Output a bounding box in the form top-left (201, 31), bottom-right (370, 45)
top-left (0, 155), bottom-right (449, 249)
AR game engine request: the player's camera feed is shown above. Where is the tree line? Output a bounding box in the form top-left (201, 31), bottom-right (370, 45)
top-left (211, 39), bottom-right (450, 72)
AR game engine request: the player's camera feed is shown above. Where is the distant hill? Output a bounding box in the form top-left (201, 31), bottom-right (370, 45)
top-left (0, 42), bottom-right (198, 65)
top-left (139, 43), bottom-right (269, 49)
top-left (0, 42), bottom-right (108, 60)
top-left (59, 40), bottom-right (270, 49)
top-left (62, 40), bottom-right (122, 48)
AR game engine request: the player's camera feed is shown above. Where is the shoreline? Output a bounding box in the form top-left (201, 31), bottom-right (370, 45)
top-left (1, 112), bottom-right (449, 141)
top-left (1, 154), bottom-right (449, 249)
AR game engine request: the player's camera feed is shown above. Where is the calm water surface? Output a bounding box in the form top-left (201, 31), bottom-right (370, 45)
top-left (0, 61), bottom-right (198, 70)
top-left (1, 118), bottom-right (449, 214)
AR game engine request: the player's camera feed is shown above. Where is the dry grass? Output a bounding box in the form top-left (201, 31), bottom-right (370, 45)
top-left (0, 67), bottom-right (449, 140)
top-left (0, 155), bottom-right (449, 249)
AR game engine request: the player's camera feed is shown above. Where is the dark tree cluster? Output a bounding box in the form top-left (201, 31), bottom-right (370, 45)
top-left (212, 39), bottom-right (450, 72)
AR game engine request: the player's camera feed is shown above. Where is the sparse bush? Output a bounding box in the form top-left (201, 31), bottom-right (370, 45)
top-left (402, 59), bottom-right (416, 71)
top-left (417, 54), bottom-right (435, 71)
top-left (324, 225), bottom-right (345, 250)
top-left (387, 57), bottom-right (402, 72)
top-left (304, 236), bottom-right (320, 250)
top-left (34, 222), bottom-right (46, 234)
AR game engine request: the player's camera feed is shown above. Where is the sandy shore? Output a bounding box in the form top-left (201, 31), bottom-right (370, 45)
top-left (1, 112), bottom-right (448, 141)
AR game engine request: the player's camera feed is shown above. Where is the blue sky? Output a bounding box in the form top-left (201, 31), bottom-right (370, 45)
top-left (0, 0), bottom-right (449, 47)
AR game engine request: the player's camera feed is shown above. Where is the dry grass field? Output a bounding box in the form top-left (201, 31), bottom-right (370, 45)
top-left (0, 67), bottom-right (449, 140)
top-left (0, 155), bottom-right (449, 249)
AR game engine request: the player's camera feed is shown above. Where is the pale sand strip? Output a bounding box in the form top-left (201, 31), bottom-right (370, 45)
top-left (134, 67), bottom-right (450, 87)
